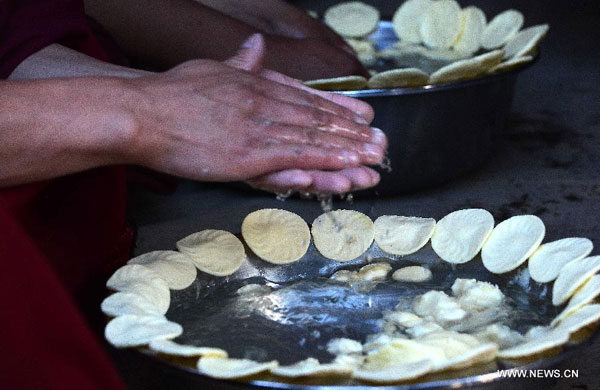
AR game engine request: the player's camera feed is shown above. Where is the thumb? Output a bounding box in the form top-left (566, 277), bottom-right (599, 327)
top-left (225, 33), bottom-right (265, 73)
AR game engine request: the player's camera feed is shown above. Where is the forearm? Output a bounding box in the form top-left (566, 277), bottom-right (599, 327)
top-left (0, 78), bottom-right (137, 187)
top-left (84, 0), bottom-right (257, 69)
top-left (8, 44), bottom-right (149, 80)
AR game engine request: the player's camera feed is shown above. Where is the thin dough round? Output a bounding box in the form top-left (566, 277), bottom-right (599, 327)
top-left (552, 255), bottom-right (600, 306)
top-left (270, 358), bottom-right (353, 378)
top-left (481, 9), bottom-right (524, 50)
top-left (392, 266), bottom-right (432, 283)
top-left (374, 215), bottom-right (435, 255)
top-left (197, 357), bottom-right (278, 379)
top-left (419, 0), bottom-right (462, 49)
top-left (434, 343), bottom-right (498, 371)
top-left (101, 292), bottom-right (163, 317)
top-left (353, 359), bottom-right (432, 383)
top-left (497, 330), bottom-right (569, 359)
top-left (128, 250), bottom-right (197, 290)
top-left (503, 24), bottom-right (549, 59)
top-left (106, 264), bottom-right (170, 314)
top-left (392, 0), bottom-right (433, 44)
top-left (552, 275), bottom-right (600, 326)
top-left (149, 339), bottom-right (228, 358)
top-left (429, 50), bottom-right (504, 84)
top-left (488, 55), bottom-right (533, 74)
top-left (431, 209), bottom-right (494, 264)
top-left (324, 1), bottom-right (380, 38)
top-left (367, 68), bottom-right (429, 89)
top-left (452, 6), bottom-right (487, 54)
top-left (311, 210), bottom-right (374, 262)
top-left (553, 304), bottom-right (600, 335)
top-left (177, 229), bottom-right (246, 276)
top-left (305, 76), bottom-right (368, 91)
top-left (241, 209), bottom-right (310, 264)
top-left (105, 315), bottom-right (182, 348)
top-left (528, 237), bottom-right (593, 283)
top-left (481, 215), bottom-right (545, 274)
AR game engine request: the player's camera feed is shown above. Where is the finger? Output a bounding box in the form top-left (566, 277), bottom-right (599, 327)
top-left (246, 169), bottom-right (313, 192)
top-left (336, 167), bottom-right (381, 190)
top-left (257, 121), bottom-right (384, 165)
top-left (260, 68), bottom-right (375, 122)
top-left (246, 166), bottom-right (380, 194)
top-left (225, 33), bottom-right (265, 73)
top-left (254, 144), bottom-right (362, 172)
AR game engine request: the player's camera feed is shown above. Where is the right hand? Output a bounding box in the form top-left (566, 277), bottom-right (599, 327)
top-left (123, 34), bottom-right (386, 194)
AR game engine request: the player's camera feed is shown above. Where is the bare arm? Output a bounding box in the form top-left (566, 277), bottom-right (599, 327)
top-left (1, 36), bottom-right (385, 193)
top-left (0, 77), bottom-right (135, 186)
top-left (83, 0), bottom-right (367, 80)
top-left (8, 44), bottom-right (149, 80)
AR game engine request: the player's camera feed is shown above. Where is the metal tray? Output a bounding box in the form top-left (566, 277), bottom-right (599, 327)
top-left (122, 238), bottom-right (599, 390)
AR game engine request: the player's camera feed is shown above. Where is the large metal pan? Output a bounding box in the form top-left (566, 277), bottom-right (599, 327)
top-left (115, 237), bottom-right (598, 390)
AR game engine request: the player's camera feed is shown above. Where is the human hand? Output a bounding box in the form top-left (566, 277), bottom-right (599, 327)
top-left (124, 34), bottom-right (386, 193)
top-left (196, 0), bottom-right (368, 79)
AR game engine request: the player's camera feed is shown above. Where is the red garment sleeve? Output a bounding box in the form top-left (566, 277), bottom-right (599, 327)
top-left (0, 0), bottom-right (108, 78)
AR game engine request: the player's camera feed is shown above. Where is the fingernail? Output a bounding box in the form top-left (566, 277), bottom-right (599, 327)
top-left (371, 127), bottom-right (386, 145)
top-left (354, 113), bottom-right (369, 125)
top-left (364, 143), bottom-right (383, 161)
top-left (242, 33), bottom-right (262, 49)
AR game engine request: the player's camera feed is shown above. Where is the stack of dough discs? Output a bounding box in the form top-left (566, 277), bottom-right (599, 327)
top-left (241, 209), bottom-right (310, 264)
top-left (176, 229), bottom-right (246, 276)
top-left (324, 1), bottom-right (380, 38)
top-left (311, 210), bottom-right (374, 262)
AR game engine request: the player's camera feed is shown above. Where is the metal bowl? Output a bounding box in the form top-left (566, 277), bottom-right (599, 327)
top-left (337, 22), bottom-right (536, 196)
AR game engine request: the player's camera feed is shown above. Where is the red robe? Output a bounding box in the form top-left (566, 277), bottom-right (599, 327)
top-left (0, 0), bottom-right (129, 388)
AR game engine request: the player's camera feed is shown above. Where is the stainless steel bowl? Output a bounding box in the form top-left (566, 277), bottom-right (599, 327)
top-left (338, 22), bottom-right (536, 196)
